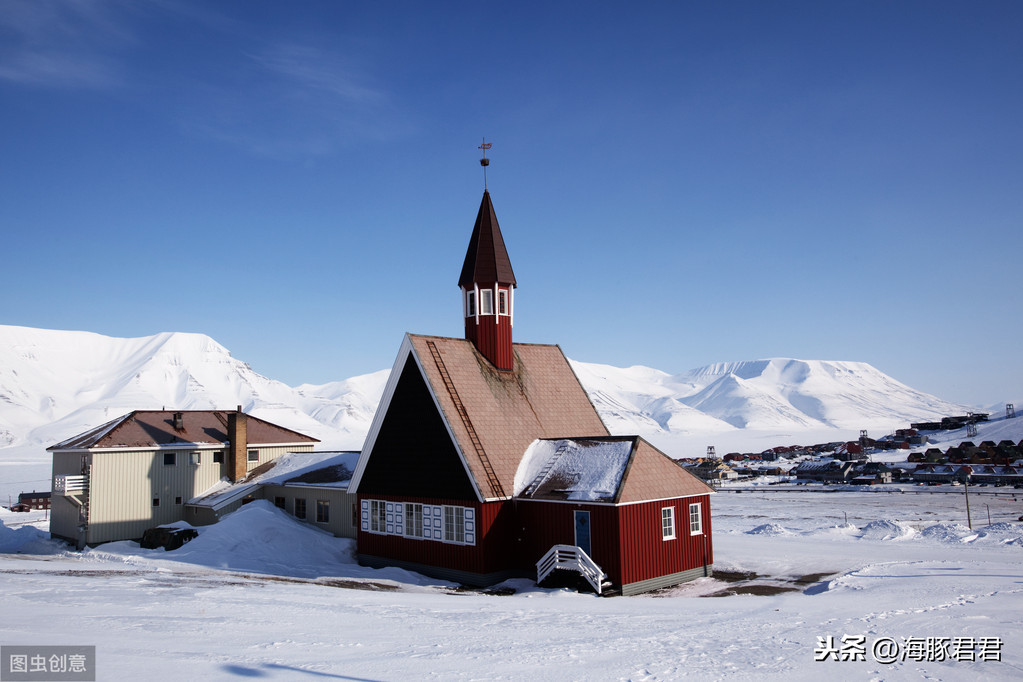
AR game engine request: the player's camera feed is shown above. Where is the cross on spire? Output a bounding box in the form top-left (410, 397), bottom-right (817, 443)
top-left (479, 138), bottom-right (492, 190)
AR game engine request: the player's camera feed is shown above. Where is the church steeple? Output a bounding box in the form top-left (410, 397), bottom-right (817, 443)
top-left (460, 190), bottom-right (516, 370)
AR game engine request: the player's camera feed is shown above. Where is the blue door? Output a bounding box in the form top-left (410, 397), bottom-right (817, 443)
top-left (574, 510), bottom-right (591, 556)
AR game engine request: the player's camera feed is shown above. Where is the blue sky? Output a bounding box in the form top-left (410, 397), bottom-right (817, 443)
top-left (2, 1), bottom-right (1020, 407)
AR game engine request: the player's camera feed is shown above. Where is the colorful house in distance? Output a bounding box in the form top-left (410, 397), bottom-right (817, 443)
top-left (349, 188), bottom-right (714, 595)
top-left (49, 408), bottom-right (318, 549)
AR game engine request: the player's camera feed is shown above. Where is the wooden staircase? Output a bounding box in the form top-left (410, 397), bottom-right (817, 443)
top-left (536, 544), bottom-right (608, 595)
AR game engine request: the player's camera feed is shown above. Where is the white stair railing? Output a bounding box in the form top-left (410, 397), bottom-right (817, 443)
top-left (54, 475), bottom-right (87, 494)
top-left (536, 544), bottom-right (607, 595)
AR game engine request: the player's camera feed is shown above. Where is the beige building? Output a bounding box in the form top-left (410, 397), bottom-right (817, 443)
top-left (186, 451), bottom-right (360, 540)
top-left (49, 409), bottom-right (318, 548)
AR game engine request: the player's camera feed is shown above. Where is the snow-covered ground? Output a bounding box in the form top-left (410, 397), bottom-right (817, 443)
top-left (2, 488), bottom-right (1021, 680)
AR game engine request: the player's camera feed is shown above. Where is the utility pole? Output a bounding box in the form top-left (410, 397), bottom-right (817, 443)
top-left (964, 477), bottom-right (972, 530)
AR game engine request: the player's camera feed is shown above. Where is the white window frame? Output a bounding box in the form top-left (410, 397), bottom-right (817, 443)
top-left (498, 289), bottom-right (508, 316)
top-left (466, 290), bottom-right (476, 317)
top-left (368, 499), bottom-right (386, 533)
top-left (444, 506), bottom-right (465, 543)
top-left (661, 506), bottom-right (676, 540)
top-left (405, 503), bottom-right (425, 539)
top-left (189, 451), bottom-right (201, 466)
top-left (480, 289), bottom-right (493, 315)
top-left (247, 449), bottom-right (259, 462)
top-left (361, 499), bottom-right (474, 545)
top-left (689, 502), bottom-right (703, 535)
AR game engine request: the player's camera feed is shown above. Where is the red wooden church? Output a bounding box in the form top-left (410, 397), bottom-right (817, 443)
top-left (349, 188), bottom-right (714, 595)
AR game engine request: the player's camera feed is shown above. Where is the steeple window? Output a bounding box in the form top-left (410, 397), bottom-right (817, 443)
top-left (465, 290), bottom-right (476, 317)
top-left (480, 289), bottom-right (494, 315)
top-left (498, 289), bottom-right (508, 316)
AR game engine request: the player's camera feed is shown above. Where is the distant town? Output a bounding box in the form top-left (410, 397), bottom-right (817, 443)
top-left (680, 409), bottom-right (1023, 489)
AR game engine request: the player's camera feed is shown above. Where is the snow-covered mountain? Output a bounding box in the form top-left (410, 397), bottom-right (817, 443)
top-left (0, 325), bottom-right (979, 468)
top-left (570, 358), bottom-right (974, 455)
top-left (0, 325), bottom-right (385, 452)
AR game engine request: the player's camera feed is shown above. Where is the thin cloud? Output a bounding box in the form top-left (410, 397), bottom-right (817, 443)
top-left (248, 43), bottom-right (386, 105)
top-left (0, 0), bottom-right (136, 89)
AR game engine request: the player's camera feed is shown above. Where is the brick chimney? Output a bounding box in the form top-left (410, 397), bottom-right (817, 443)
top-left (227, 406), bottom-right (248, 482)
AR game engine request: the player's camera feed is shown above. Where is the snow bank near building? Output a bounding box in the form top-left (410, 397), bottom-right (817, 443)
top-left (0, 517), bottom-right (64, 554)
top-left (86, 500), bottom-right (451, 587)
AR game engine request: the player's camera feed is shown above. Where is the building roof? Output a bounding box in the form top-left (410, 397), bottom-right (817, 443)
top-left (412, 334), bottom-right (606, 499)
top-left (47, 410), bottom-right (319, 451)
top-left (515, 436), bottom-right (713, 503)
top-left (458, 190), bottom-right (516, 288)
top-left (352, 334), bottom-right (609, 500)
top-left (353, 334), bottom-right (711, 504)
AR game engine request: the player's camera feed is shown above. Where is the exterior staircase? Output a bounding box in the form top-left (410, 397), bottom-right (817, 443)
top-left (536, 544), bottom-right (608, 595)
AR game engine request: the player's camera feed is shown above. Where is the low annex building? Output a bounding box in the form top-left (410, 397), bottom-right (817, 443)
top-left (349, 188), bottom-right (715, 595)
top-left (49, 408), bottom-right (318, 548)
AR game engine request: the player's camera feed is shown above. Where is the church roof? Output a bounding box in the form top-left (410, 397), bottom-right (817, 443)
top-left (353, 334), bottom-right (712, 503)
top-left (458, 190), bottom-right (516, 288)
top-left (352, 334), bottom-right (607, 500)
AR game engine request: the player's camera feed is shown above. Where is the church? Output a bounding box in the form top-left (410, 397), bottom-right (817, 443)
top-left (349, 174), bottom-right (715, 595)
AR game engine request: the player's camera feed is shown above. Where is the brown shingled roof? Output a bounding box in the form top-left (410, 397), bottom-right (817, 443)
top-left (458, 190), bottom-right (516, 288)
top-left (408, 334), bottom-right (608, 500)
top-left (47, 410), bottom-right (318, 451)
top-left (516, 436), bottom-right (713, 504)
top-left (616, 438), bottom-right (715, 503)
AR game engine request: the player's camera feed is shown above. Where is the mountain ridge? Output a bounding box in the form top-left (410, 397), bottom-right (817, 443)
top-left (0, 325), bottom-right (982, 458)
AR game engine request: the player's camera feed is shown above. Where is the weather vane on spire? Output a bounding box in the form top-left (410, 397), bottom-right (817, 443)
top-left (479, 138), bottom-right (492, 190)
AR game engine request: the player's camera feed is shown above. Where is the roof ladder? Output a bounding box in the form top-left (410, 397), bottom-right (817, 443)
top-left (522, 440), bottom-right (574, 497)
top-left (426, 341), bottom-right (505, 497)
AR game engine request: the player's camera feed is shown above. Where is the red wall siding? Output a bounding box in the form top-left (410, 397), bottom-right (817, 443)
top-left (356, 495), bottom-right (514, 576)
top-left (617, 495), bottom-right (713, 585)
top-left (357, 494), bottom-right (713, 589)
top-left (464, 315), bottom-right (513, 370)
top-left (513, 500), bottom-right (623, 585)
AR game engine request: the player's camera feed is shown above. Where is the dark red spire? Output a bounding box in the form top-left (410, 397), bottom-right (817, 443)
top-left (459, 190), bottom-right (516, 289)
top-left (460, 190), bottom-right (516, 370)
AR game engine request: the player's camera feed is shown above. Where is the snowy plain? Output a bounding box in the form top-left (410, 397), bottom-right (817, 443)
top-left (3, 482), bottom-right (1022, 681)
top-left (2, 325), bottom-right (1022, 679)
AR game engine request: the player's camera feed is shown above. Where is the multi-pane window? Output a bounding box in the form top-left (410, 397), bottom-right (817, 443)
top-left (361, 500), bottom-right (474, 545)
top-left (480, 289), bottom-right (493, 315)
top-left (274, 496), bottom-right (286, 509)
top-left (689, 502), bottom-right (702, 535)
top-left (444, 506), bottom-right (465, 543)
top-left (498, 289), bottom-right (508, 315)
top-left (370, 500), bottom-right (386, 532)
top-left (294, 498), bottom-right (307, 519)
top-left (405, 503), bottom-right (424, 538)
top-left (247, 449), bottom-right (259, 462)
top-left (661, 506), bottom-right (676, 540)
top-left (316, 500), bottom-right (330, 523)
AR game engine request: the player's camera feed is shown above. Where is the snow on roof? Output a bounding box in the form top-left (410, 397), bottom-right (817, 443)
top-left (515, 437), bottom-right (635, 502)
top-left (188, 451), bottom-right (360, 508)
top-left (255, 451), bottom-right (361, 488)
